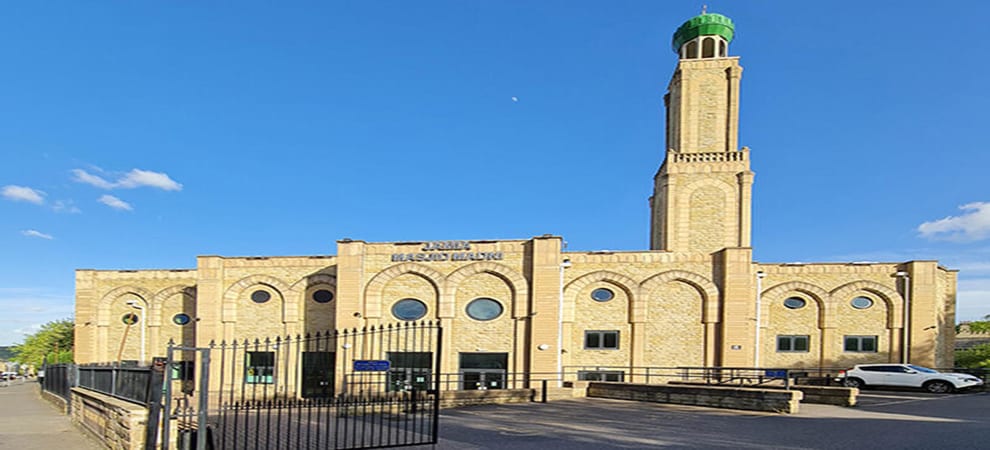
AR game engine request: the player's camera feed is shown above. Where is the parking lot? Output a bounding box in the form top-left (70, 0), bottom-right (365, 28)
top-left (432, 389), bottom-right (989, 449)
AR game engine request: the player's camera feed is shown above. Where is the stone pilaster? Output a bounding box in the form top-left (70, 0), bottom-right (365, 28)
top-left (527, 236), bottom-right (563, 380)
top-left (715, 247), bottom-right (754, 366)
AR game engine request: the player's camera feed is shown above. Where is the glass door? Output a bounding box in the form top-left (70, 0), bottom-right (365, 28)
top-left (301, 352), bottom-right (334, 398)
top-left (459, 353), bottom-right (508, 390)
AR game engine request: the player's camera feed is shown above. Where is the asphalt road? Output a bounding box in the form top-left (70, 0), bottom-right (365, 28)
top-left (433, 390), bottom-right (990, 449)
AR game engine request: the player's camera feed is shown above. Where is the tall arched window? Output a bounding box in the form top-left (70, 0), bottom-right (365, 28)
top-left (686, 41), bottom-right (698, 59)
top-left (702, 37), bottom-right (715, 58)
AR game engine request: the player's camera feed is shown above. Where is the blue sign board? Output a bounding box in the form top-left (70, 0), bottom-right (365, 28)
top-left (764, 369), bottom-right (787, 378)
top-left (353, 360), bottom-right (391, 372)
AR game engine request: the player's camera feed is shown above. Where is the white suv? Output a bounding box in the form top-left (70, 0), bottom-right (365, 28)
top-left (838, 364), bottom-right (984, 393)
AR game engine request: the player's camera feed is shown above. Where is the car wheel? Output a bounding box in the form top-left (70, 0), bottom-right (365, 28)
top-left (924, 380), bottom-right (953, 394)
top-left (843, 377), bottom-right (864, 389)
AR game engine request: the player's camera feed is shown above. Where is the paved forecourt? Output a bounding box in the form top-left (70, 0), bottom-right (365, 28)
top-left (432, 392), bottom-right (990, 449)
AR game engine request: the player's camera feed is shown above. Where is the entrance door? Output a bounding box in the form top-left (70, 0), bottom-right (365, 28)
top-left (387, 352), bottom-right (432, 392)
top-left (301, 351), bottom-right (334, 398)
top-left (459, 353), bottom-right (508, 390)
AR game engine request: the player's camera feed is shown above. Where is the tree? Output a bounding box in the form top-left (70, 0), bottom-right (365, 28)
top-left (11, 319), bottom-right (74, 367)
top-left (955, 314), bottom-right (990, 368)
top-left (955, 343), bottom-right (990, 369)
top-left (965, 314), bottom-right (990, 334)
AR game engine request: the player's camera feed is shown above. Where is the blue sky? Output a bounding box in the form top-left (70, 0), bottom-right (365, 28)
top-left (1, 1), bottom-right (988, 346)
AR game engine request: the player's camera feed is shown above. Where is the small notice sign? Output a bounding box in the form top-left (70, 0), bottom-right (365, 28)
top-left (764, 369), bottom-right (787, 378)
top-left (353, 360), bottom-right (391, 372)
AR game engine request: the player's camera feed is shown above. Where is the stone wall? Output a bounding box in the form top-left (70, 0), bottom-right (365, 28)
top-left (39, 389), bottom-right (69, 413)
top-left (667, 381), bottom-right (857, 407)
top-left (439, 388), bottom-right (533, 408)
top-left (70, 387), bottom-right (147, 449)
top-left (586, 382), bottom-right (802, 414)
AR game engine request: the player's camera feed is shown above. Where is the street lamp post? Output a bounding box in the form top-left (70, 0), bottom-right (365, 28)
top-left (126, 300), bottom-right (146, 364)
top-left (895, 271), bottom-right (911, 363)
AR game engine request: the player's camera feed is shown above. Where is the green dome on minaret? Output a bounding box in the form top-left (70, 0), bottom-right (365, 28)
top-left (671, 12), bottom-right (734, 53)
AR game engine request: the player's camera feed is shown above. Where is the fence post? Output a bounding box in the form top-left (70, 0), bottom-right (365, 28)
top-left (162, 346), bottom-right (174, 450)
top-left (144, 358), bottom-right (167, 450)
top-left (541, 379), bottom-right (548, 403)
top-left (196, 348), bottom-right (211, 450)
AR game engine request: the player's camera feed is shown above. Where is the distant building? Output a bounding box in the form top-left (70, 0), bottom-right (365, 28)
top-left (955, 323), bottom-right (990, 350)
top-left (75, 12), bottom-right (957, 393)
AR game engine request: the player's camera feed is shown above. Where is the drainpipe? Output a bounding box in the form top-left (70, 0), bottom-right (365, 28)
top-left (895, 271), bottom-right (911, 363)
top-left (755, 271), bottom-right (766, 367)
top-left (558, 258), bottom-right (571, 386)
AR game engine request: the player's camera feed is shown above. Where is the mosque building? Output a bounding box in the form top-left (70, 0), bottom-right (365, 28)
top-left (74, 12), bottom-right (957, 390)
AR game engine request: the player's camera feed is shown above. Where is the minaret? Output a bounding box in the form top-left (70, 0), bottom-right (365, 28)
top-left (649, 12), bottom-right (753, 253)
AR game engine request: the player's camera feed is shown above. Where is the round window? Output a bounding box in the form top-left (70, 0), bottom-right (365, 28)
top-left (251, 290), bottom-right (271, 304)
top-left (591, 288), bottom-right (615, 302)
top-left (121, 313), bottom-right (139, 325)
top-left (783, 297), bottom-right (806, 309)
top-left (466, 298), bottom-right (503, 321)
top-left (313, 289), bottom-right (334, 304)
top-left (392, 298), bottom-right (427, 321)
top-left (851, 296), bottom-right (874, 309)
top-left (173, 313), bottom-right (191, 325)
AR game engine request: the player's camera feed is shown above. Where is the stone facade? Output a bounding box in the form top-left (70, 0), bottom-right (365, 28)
top-left (74, 15), bottom-right (958, 396)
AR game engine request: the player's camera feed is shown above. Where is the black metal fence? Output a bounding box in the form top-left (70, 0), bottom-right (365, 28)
top-left (40, 363), bottom-right (74, 402)
top-left (165, 321), bottom-right (443, 449)
top-left (77, 363), bottom-right (155, 405)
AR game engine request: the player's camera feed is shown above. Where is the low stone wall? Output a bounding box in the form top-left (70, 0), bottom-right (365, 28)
top-left (39, 389), bottom-right (70, 414)
top-left (667, 381), bottom-right (858, 407)
top-left (70, 387), bottom-right (148, 449)
top-left (586, 382), bottom-right (803, 414)
top-left (439, 388), bottom-right (533, 408)
top-left (792, 385), bottom-right (858, 406)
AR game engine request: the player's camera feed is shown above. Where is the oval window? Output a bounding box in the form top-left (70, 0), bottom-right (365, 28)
top-left (251, 290), bottom-right (271, 304)
top-left (392, 298), bottom-right (427, 321)
top-left (591, 288), bottom-right (615, 302)
top-left (466, 298), bottom-right (503, 321)
top-left (851, 296), bottom-right (874, 309)
top-left (783, 297), bottom-right (806, 309)
top-left (313, 289), bottom-right (334, 304)
top-left (173, 313), bottom-right (191, 325)
top-left (122, 313), bottom-right (139, 325)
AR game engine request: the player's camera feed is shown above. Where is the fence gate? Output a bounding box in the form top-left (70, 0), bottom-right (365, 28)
top-left (164, 321), bottom-right (442, 450)
top-left (163, 345), bottom-right (212, 450)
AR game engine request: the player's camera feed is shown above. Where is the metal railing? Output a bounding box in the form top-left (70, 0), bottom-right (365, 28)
top-left (39, 363), bottom-right (74, 402)
top-left (77, 363), bottom-right (155, 405)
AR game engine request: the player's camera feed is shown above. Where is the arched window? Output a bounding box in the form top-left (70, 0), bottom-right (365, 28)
top-left (686, 41), bottom-right (698, 59)
top-left (719, 40), bottom-right (726, 57)
top-left (702, 37), bottom-right (715, 58)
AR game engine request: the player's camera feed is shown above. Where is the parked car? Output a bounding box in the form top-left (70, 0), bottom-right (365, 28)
top-left (837, 364), bottom-right (984, 393)
top-left (1, 372), bottom-right (18, 381)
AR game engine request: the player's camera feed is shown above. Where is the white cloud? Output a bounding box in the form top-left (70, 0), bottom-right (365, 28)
top-left (52, 200), bottom-right (81, 214)
top-left (918, 202), bottom-right (990, 241)
top-left (21, 230), bottom-right (54, 240)
top-left (1, 185), bottom-right (46, 204)
top-left (117, 169), bottom-right (183, 191)
top-left (98, 194), bottom-right (133, 211)
top-left (72, 168), bottom-right (182, 191)
top-left (71, 169), bottom-right (115, 189)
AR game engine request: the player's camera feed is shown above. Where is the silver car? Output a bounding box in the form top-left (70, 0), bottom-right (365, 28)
top-left (838, 364), bottom-right (984, 393)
